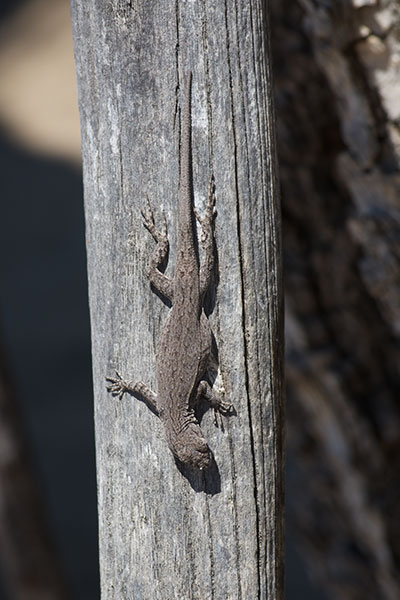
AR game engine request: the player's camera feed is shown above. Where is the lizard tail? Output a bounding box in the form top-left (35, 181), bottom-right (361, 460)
top-left (178, 71), bottom-right (193, 237)
top-left (180, 71), bottom-right (192, 194)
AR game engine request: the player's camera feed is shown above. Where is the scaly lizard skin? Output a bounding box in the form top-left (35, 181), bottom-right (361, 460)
top-left (106, 72), bottom-right (232, 469)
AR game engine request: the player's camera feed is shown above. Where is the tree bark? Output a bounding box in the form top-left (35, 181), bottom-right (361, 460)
top-left (71, 1), bottom-right (283, 599)
top-left (271, 0), bottom-right (400, 598)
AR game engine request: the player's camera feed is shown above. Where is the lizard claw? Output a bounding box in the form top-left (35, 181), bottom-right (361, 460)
top-left (220, 399), bottom-right (234, 415)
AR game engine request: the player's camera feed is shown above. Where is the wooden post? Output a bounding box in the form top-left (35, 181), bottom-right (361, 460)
top-left (71, 1), bottom-right (284, 598)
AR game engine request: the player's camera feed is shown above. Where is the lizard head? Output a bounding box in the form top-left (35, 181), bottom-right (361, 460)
top-left (169, 425), bottom-right (212, 470)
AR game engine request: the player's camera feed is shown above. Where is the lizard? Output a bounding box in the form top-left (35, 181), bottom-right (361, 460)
top-left (106, 72), bottom-right (233, 470)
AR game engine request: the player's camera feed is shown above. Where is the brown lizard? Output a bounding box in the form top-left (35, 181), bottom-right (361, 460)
top-left (106, 72), bottom-right (233, 470)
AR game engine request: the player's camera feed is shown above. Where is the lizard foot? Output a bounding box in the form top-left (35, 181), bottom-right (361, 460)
top-left (106, 372), bottom-right (159, 414)
top-left (141, 196), bottom-right (167, 243)
top-left (196, 380), bottom-right (234, 429)
top-left (213, 398), bottom-right (234, 429)
top-left (105, 370), bottom-right (132, 399)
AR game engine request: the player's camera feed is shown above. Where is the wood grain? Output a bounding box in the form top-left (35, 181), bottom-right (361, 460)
top-left (71, 1), bottom-right (284, 598)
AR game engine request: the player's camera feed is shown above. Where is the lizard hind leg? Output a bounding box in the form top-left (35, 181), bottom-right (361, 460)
top-left (195, 380), bottom-right (233, 429)
top-left (140, 197), bottom-right (173, 301)
top-left (195, 175), bottom-right (217, 298)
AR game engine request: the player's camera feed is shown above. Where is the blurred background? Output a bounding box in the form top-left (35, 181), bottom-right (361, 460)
top-left (0, 1), bottom-right (97, 598)
top-left (0, 0), bottom-right (399, 599)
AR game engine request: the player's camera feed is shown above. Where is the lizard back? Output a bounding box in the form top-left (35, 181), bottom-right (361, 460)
top-left (156, 72), bottom-right (212, 468)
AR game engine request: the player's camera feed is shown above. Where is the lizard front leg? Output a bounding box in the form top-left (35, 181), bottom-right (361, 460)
top-left (106, 370), bottom-right (159, 415)
top-left (195, 175), bottom-right (216, 298)
top-left (195, 380), bottom-right (233, 427)
top-left (141, 198), bottom-right (173, 301)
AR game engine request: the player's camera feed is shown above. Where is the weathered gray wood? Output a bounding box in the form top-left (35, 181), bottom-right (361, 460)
top-left (71, 1), bottom-right (283, 598)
